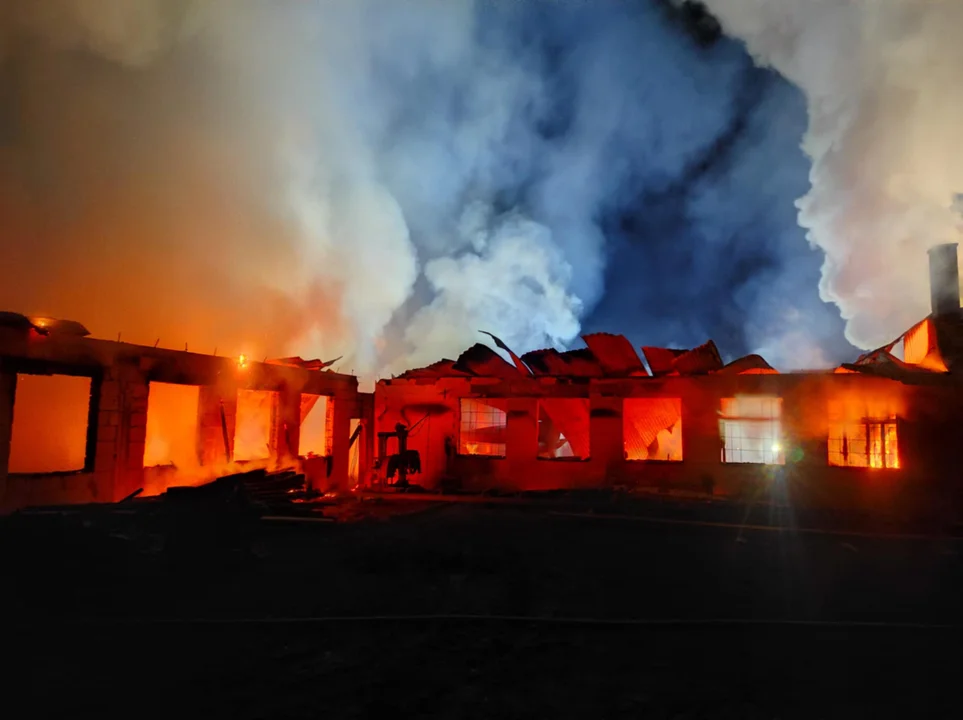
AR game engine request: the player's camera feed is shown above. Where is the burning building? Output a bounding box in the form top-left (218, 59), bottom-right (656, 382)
top-left (371, 245), bottom-right (963, 520)
top-left (3, 245), bottom-right (963, 520)
top-left (0, 318), bottom-right (368, 512)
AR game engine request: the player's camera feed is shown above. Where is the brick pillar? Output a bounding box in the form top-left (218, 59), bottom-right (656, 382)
top-left (357, 392), bottom-right (375, 484)
top-left (686, 390), bottom-right (723, 464)
top-left (122, 373), bottom-right (150, 500)
top-left (94, 372), bottom-right (121, 500)
top-left (506, 397), bottom-right (537, 466)
top-left (590, 395), bottom-right (623, 486)
top-left (0, 370), bottom-right (17, 506)
top-left (328, 391), bottom-right (353, 491)
top-left (98, 362), bottom-right (150, 502)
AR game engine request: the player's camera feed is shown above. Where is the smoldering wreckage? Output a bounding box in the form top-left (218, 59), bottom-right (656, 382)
top-left (2, 245), bottom-right (963, 556)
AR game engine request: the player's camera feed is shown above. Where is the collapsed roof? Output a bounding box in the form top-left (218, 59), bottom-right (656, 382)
top-left (839, 312), bottom-right (963, 382)
top-left (267, 356), bottom-right (343, 371)
top-left (394, 332), bottom-right (780, 382)
top-left (392, 245), bottom-right (963, 385)
top-left (394, 312), bottom-right (963, 384)
top-left (0, 311), bottom-right (90, 338)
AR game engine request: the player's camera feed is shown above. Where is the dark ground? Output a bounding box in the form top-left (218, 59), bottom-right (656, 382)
top-left (5, 498), bottom-right (963, 718)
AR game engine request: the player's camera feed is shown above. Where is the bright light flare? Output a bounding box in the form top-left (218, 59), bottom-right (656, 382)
top-left (238, 354), bottom-right (249, 370)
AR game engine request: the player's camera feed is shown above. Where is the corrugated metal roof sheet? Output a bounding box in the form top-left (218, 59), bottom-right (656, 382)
top-left (452, 344), bottom-right (521, 379)
top-left (521, 348), bottom-right (564, 375)
top-left (671, 340), bottom-right (724, 375)
top-left (642, 341), bottom-right (723, 376)
top-left (836, 362), bottom-right (948, 384)
top-left (520, 348), bottom-right (604, 377)
top-left (623, 397), bottom-right (682, 461)
top-left (640, 346), bottom-right (688, 376)
top-left (717, 354), bottom-right (778, 375)
top-left (0, 312), bottom-right (92, 337)
top-left (558, 348), bottom-right (605, 377)
top-left (269, 356), bottom-right (342, 370)
top-left (480, 331), bottom-right (531, 375)
top-left (395, 359), bottom-right (468, 380)
top-left (539, 398), bottom-right (591, 457)
top-left (581, 333), bottom-right (648, 376)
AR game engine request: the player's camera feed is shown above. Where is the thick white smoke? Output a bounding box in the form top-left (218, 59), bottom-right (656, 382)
top-left (10, 0), bottom-right (895, 382)
top-left (403, 207), bottom-right (582, 367)
top-left (277, 0), bottom-right (591, 375)
top-left (0, 0), bottom-right (592, 382)
top-left (705, 0), bottom-right (963, 350)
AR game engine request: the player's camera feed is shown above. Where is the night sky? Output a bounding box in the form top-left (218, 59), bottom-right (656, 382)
top-left (475, 0), bottom-right (854, 367)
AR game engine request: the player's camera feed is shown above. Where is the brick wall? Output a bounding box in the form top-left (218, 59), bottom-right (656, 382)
top-left (0, 331), bottom-right (360, 511)
top-left (88, 361), bottom-right (151, 501)
top-left (373, 373), bottom-right (963, 519)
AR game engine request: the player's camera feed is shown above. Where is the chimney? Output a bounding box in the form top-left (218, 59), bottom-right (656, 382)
top-left (927, 243), bottom-right (960, 317)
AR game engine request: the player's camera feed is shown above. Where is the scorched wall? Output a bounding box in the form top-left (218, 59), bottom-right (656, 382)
top-left (375, 371), bottom-right (963, 521)
top-left (0, 319), bottom-right (362, 512)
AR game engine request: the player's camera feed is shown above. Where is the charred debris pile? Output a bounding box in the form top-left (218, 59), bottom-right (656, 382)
top-left (0, 469), bottom-right (333, 579)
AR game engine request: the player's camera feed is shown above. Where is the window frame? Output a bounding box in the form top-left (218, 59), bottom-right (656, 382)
top-left (458, 397), bottom-right (508, 459)
top-left (828, 416), bottom-right (900, 469)
top-left (719, 395), bottom-right (785, 466)
top-left (4, 359), bottom-right (102, 477)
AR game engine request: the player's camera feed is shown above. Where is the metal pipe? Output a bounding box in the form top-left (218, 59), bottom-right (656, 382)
top-left (928, 243), bottom-right (960, 317)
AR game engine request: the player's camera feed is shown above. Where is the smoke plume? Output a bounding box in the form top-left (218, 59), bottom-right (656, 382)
top-left (0, 0), bottom-right (882, 382)
top-left (704, 0), bottom-right (963, 350)
top-left (0, 0), bottom-right (591, 377)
